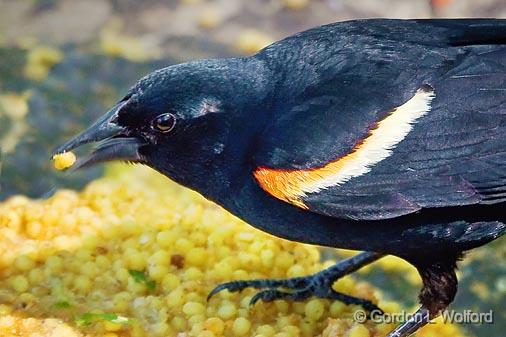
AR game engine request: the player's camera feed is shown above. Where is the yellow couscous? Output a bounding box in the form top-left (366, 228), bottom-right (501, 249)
top-left (52, 152), bottom-right (77, 171)
top-left (236, 30), bottom-right (275, 54)
top-left (23, 46), bottom-right (64, 81)
top-left (282, 0), bottom-right (309, 10)
top-left (0, 165), bottom-right (465, 337)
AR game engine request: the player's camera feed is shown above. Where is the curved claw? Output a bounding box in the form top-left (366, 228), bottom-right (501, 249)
top-left (207, 282), bottom-right (240, 301)
top-left (208, 276), bottom-right (311, 302)
top-left (206, 286), bottom-right (223, 302)
top-left (364, 302), bottom-right (384, 315)
top-left (326, 290), bottom-right (383, 317)
top-left (345, 294), bottom-right (383, 315)
top-left (249, 289), bottom-right (287, 306)
top-left (249, 291), bottom-right (265, 307)
top-left (360, 301), bottom-right (384, 319)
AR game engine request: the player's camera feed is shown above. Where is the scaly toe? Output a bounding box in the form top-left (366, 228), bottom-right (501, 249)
top-left (327, 291), bottom-right (383, 314)
top-left (207, 281), bottom-right (244, 301)
top-left (208, 277), bottom-right (312, 301)
top-left (249, 288), bottom-right (313, 306)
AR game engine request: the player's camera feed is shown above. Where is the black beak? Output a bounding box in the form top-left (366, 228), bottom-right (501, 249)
top-left (53, 102), bottom-right (146, 170)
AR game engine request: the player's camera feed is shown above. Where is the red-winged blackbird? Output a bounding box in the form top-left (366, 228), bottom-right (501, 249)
top-left (55, 19), bottom-right (506, 337)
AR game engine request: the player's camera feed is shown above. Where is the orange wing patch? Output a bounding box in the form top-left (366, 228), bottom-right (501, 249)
top-left (254, 86), bottom-right (435, 208)
top-left (253, 168), bottom-right (313, 209)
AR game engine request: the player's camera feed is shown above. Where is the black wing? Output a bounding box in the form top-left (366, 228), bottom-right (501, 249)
top-left (253, 19), bottom-right (506, 220)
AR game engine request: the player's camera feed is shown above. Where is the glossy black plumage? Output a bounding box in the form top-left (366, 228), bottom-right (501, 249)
top-left (55, 19), bottom-right (506, 337)
top-left (254, 19), bottom-right (506, 220)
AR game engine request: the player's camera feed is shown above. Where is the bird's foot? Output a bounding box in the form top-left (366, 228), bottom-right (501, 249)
top-left (208, 272), bottom-right (381, 312)
top-left (208, 252), bottom-right (384, 313)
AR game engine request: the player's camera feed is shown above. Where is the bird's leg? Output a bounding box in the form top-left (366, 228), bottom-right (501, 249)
top-left (386, 258), bottom-right (458, 337)
top-left (386, 307), bottom-right (430, 337)
top-left (208, 251), bottom-right (384, 311)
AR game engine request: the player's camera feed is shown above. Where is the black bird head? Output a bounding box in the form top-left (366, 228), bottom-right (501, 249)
top-left (54, 58), bottom-right (270, 195)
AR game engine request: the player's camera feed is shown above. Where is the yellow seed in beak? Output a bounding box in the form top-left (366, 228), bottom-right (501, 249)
top-left (52, 152), bottom-right (77, 170)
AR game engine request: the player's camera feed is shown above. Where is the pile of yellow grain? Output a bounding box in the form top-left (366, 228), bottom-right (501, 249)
top-left (0, 165), bottom-right (464, 337)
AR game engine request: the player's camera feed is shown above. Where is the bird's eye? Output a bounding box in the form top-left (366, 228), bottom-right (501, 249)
top-left (152, 113), bottom-right (176, 133)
